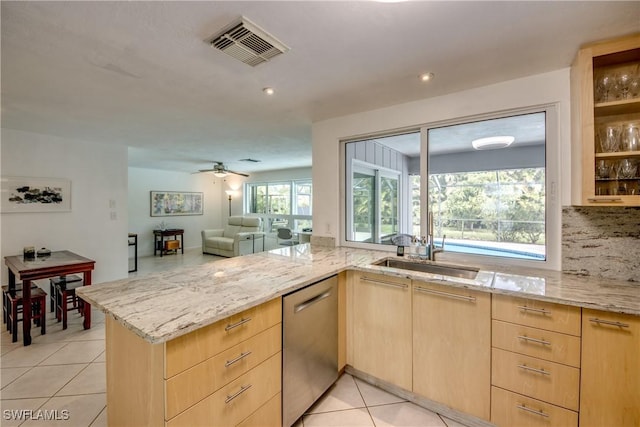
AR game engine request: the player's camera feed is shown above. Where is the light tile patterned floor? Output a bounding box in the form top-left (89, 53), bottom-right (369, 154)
top-left (2, 248), bottom-right (471, 427)
top-left (1, 306), bottom-right (107, 426)
top-left (298, 374), bottom-right (468, 427)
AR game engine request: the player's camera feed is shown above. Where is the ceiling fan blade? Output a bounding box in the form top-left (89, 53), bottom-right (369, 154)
top-left (196, 169), bottom-right (215, 173)
top-left (228, 170), bottom-right (250, 177)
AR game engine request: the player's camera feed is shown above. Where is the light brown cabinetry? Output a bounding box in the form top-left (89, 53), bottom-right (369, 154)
top-left (491, 386), bottom-right (579, 427)
top-left (106, 298), bottom-right (282, 427)
top-left (571, 33), bottom-right (640, 206)
top-left (412, 282), bottom-right (491, 420)
top-left (349, 272), bottom-right (412, 390)
top-left (580, 309), bottom-right (640, 427)
top-left (491, 295), bottom-right (581, 427)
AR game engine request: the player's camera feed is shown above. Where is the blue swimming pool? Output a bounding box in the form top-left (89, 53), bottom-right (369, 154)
top-left (435, 241), bottom-right (546, 261)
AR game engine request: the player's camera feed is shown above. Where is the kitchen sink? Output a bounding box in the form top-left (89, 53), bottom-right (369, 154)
top-left (372, 258), bottom-right (479, 280)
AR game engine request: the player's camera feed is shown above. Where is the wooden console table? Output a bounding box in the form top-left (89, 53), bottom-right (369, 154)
top-left (153, 229), bottom-right (184, 257)
top-left (4, 250), bottom-right (95, 346)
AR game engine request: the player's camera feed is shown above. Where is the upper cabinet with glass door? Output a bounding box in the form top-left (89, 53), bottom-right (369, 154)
top-left (571, 33), bottom-right (640, 206)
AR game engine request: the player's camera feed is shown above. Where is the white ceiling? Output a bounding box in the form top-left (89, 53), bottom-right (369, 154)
top-left (2, 1), bottom-right (639, 175)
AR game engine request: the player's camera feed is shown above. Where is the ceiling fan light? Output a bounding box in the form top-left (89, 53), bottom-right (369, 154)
top-left (471, 136), bottom-right (515, 150)
top-left (213, 171), bottom-right (227, 178)
top-left (420, 72), bottom-right (434, 82)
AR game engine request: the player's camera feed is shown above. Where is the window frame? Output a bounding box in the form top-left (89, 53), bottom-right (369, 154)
top-left (244, 179), bottom-right (313, 233)
top-left (340, 104), bottom-right (561, 270)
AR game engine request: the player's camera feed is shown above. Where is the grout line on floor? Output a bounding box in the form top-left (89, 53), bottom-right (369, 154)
top-left (351, 374), bottom-right (378, 427)
top-left (88, 406), bottom-right (106, 427)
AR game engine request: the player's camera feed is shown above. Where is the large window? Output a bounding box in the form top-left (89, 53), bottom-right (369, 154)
top-left (246, 180), bottom-right (312, 232)
top-left (427, 112), bottom-right (546, 260)
top-left (344, 108), bottom-right (554, 264)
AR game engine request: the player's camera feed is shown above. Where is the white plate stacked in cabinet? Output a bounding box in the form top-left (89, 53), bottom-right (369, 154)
top-left (490, 295), bottom-right (581, 427)
top-left (164, 298), bottom-right (282, 427)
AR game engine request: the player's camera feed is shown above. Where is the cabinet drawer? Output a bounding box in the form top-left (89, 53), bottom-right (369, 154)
top-left (492, 320), bottom-right (581, 367)
top-left (358, 272), bottom-right (411, 288)
top-left (492, 295), bottom-right (581, 336)
top-left (166, 353), bottom-right (282, 427)
top-left (236, 392), bottom-right (281, 427)
top-left (165, 325), bottom-right (282, 420)
top-left (166, 298), bottom-right (282, 377)
top-left (491, 348), bottom-right (580, 411)
top-left (491, 386), bottom-right (578, 427)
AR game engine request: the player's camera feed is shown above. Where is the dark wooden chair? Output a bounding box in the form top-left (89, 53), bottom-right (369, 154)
top-left (54, 279), bottom-right (85, 330)
top-left (2, 283), bottom-right (37, 326)
top-left (49, 275), bottom-right (82, 313)
top-left (7, 287), bottom-right (47, 343)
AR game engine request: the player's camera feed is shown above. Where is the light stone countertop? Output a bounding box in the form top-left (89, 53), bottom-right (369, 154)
top-left (76, 244), bottom-right (640, 344)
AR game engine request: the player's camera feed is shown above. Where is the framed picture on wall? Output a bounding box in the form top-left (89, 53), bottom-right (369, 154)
top-left (150, 191), bottom-right (203, 217)
top-left (1, 176), bottom-right (71, 213)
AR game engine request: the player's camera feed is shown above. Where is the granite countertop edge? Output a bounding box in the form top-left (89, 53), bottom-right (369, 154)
top-left (76, 244), bottom-right (640, 344)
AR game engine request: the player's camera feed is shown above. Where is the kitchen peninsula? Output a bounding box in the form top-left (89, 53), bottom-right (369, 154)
top-left (77, 244), bottom-right (640, 427)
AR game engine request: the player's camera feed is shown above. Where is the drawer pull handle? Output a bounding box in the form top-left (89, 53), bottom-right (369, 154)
top-left (295, 290), bottom-right (332, 313)
top-left (517, 335), bottom-right (551, 346)
top-left (225, 351), bottom-right (252, 367)
top-left (225, 317), bottom-right (252, 331)
top-left (587, 197), bottom-right (622, 203)
top-left (517, 305), bottom-right (550, 315)
top-left (362, 277), bottom-right (408, 290)
top-left (518, 364), bottom-right (550, 376)
top-left (225, 384), bottom-right (252, 404)
top-left (516, 404), bottom-right (549, 418)
top-left (414, 286), bottom-right (476, 302)
top-left (589, 318), bottom-right (629, 328)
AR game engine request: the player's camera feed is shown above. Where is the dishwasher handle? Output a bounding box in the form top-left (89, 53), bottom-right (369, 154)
top-left (294, 290), bottom-right (332, 313)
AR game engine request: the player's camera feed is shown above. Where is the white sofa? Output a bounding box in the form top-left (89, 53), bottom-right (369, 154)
top-left (202, 216), bottom-right (264, 257)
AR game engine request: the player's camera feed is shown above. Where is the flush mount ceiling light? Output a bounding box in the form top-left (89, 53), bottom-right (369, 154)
top-left (472, 136), bottom-right (515, 150)
top-left (420, 72), bottom-right (434, 82)
top-left (263, 87), bottom-right (274, 95)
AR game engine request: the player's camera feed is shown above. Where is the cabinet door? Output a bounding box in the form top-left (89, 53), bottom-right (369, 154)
top-left (351, 273), bottom-right (412, 390)
top-left (571, 34), bottom-right (640, 206)
top-left (580, 309), bottom-right (640, 427)
top-left (413, 283), bottom-right (491, 420)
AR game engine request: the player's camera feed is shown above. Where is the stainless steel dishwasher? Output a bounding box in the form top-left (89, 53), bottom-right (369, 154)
top-left (282, 275), bottom-right (338, 427)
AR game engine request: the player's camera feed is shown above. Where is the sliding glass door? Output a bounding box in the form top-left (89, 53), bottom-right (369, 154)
top-left (349, 162), bottom-right (399, 244)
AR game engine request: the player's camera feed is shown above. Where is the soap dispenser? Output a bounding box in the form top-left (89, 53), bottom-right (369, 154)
top-left (420, 236), bottom-right (429, 258)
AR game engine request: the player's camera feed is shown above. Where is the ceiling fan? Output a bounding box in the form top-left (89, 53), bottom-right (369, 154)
top-left (197, 161), bottom-right (249, 178)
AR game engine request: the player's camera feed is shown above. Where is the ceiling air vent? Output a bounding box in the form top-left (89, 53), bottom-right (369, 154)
top-left (208, 17), bottom-right (289, 67)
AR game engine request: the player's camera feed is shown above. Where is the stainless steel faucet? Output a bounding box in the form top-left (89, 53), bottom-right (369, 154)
top-left (429, 234), bottom-right (446, 261)
top-left (427, 212), bottom-right (446, 261)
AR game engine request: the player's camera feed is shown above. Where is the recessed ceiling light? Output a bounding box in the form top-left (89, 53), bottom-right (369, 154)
top-left (263, 87), bottom-right (275, 95)
top-left (420, 72), bottom-right (434, 82)
top-left (472, 136), bottom-right (515, 150)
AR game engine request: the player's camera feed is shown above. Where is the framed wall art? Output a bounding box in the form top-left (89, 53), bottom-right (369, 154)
top-left (1, 176), bottom-right (71, 213)
top-left (150, 191), bottom-right (203, 217)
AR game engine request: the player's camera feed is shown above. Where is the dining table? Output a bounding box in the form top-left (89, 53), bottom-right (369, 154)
top-left (4, 250), bottom-right (95, 346)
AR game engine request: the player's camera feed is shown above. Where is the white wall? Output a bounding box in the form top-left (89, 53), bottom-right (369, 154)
top-left (312, 68), bottom-right (571, 266)
top-left (128, 167), bottom-right (223, 256)
top-left (1, 128), bottom-right (129, 284)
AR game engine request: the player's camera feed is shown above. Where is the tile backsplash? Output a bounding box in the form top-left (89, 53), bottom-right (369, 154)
top-left (562, 206), bottom-right (640, 282)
